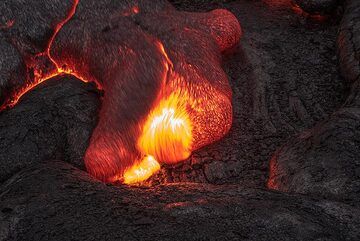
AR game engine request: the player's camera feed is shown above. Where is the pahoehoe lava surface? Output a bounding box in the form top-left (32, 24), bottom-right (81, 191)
top-left (1, 0), bottom-right (360, 240)
top-left (268, 0), bottom-right (360, 202)
top-left (0, 75), bottom-right (100, 182)
top-left (49, 0), bottom-right (240, 182)
top-left (153, 0), bottom-right (345, 186)
top-left (1, 161), bottom-right (360, 241)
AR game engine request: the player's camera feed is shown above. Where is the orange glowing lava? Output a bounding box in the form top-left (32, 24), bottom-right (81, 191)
top-left (47, 0), bottom-right (79, 60)
top-left (122, 45), bottom-right (233, 183)
top-left (137, 92), bottom-right (193, 165)
top-left (123, 155), bottom-right (161, 184)
top-left (2, 1), bottom-right (238, 185)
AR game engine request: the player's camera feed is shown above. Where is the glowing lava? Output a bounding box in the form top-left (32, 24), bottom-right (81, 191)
top-left (2, 1), bottom-right (241, 185)
top-left (137, 92), bottom-right (193, 165)
top-left (123, 155), bottom-right (161, 184)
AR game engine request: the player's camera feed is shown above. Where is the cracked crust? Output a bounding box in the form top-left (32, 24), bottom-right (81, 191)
top-left (0, 75), bottom-right (100, 182)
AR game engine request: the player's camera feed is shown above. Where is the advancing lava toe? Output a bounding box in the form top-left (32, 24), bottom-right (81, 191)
top-left (2, 0), bottom-right (242, 184)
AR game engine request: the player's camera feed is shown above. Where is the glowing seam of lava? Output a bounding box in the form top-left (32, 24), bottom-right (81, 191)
top-left (47, 0), bottom-right (79, 67)
top-left (0, 0), bottom-right (82, 111)
top-left (123, 5), bottom-right (140, 16)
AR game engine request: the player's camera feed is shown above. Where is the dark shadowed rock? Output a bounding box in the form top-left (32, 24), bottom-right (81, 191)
top-left (1, 161), bottom-right (359, 241)
top-left (268, 0), bottom-right (360, 202)
top-left (0, 0), bottom-right (74, 55)
top-left (293, 0), bottom-right (338, 14)
top-left (0, 75), bottom-right (100, 182)
top-left (337, 0), bottom-right (360, 84)
top-left (0, 38), bottom-right (27, 104)
top-left (268, 107), bottom-right (360, 201)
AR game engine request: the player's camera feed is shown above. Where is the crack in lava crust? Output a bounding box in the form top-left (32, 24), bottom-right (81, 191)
top-left (1, 0), bottom-right (242, 184)
top-left (0, 0), bottom-right (85, 111)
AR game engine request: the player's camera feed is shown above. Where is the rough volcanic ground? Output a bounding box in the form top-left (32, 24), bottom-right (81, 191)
top-left (153, 0), bottom-right (346, 187)
top-left (1, 0), bottom-right (360, 240)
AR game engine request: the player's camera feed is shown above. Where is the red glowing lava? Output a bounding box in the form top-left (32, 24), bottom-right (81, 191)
top-left (1, 1), bottom-right (241, 184)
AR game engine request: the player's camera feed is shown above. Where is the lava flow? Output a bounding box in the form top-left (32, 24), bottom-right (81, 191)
top-left (1, 0), bottom-right (241, 185)
top-left (120, 49), bottom-right (233, 184)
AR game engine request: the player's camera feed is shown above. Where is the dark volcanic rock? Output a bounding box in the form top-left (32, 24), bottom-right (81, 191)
top-left (0, 38), bottom-right (27, 104)
top-left (337, 0), bottom-right (360, 84)
top-left (0, 0), bottom-right (74, 55)
top-left (268, 107), bottom-right (360, 201)
top-left (268, 0), bottom-right (360, 201)
top-left (1, 161), bottom-right (360, 241)
top-left (0, 75), bottom-right (100, 182)
top-left (293, 0), bottom-right (338, 14)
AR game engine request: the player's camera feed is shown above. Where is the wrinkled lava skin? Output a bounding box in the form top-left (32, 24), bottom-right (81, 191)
top-left (48, 0), bottom-right (241, 182)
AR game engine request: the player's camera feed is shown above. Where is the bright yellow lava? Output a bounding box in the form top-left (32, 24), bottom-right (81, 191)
top-left (138, 92), bottom-right (193, 164)
top-left (123, 155), bottom-right (161, 184)
top-left (123, 92), bottom-right (193, 184)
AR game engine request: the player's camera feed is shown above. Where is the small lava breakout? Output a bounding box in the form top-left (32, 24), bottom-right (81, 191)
top-left (0, 0), bottom-right (241, 184)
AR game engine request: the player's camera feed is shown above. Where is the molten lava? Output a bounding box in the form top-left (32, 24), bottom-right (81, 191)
top-left (123, 155), bottom-right (161, 184)
top-left (138, 92), bottom-right (193, 165)
top-left (1, 0), bottom-right (241, 185)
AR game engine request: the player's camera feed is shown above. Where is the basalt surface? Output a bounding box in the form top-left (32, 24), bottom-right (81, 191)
top-left (1, 0), bottom-right (360, 240)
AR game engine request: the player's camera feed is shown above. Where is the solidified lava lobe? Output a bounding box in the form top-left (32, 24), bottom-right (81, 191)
top-left (1, 0), bottom-right (242, 184)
